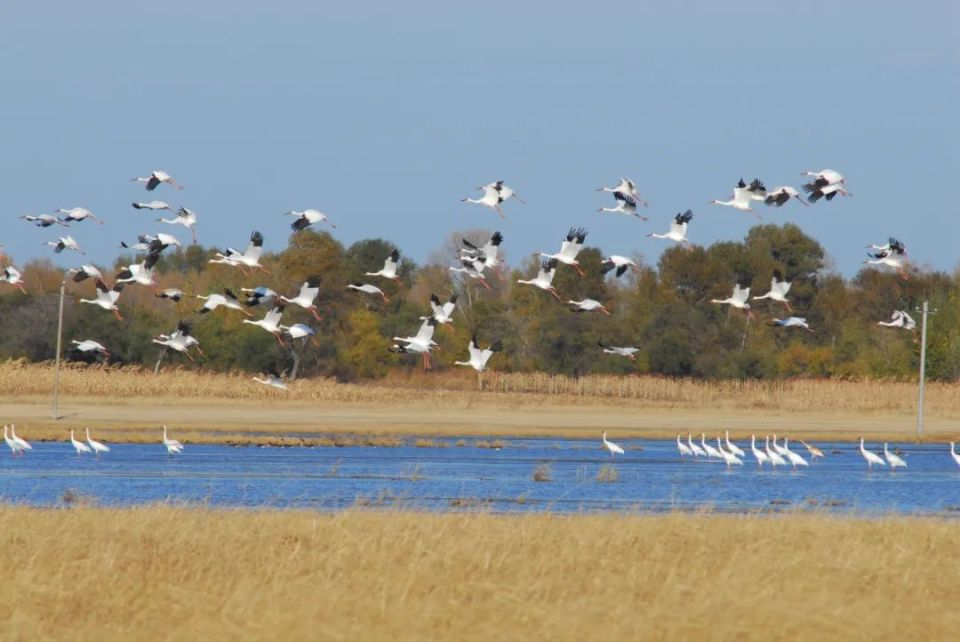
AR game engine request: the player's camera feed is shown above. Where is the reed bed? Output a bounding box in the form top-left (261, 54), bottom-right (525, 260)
top-left (5, 360), bottom-right (960, 414)
top-left (0, 505), bottom-right (954, 641)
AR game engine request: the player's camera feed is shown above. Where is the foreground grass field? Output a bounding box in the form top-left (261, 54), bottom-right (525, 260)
top-left (3, 361), bottom-right (958, 444)
top-left (0, 506), bottom-right (955, 641)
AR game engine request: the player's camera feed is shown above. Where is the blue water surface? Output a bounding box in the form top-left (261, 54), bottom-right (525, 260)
top-left (1, 437), bottom-right (957, 515)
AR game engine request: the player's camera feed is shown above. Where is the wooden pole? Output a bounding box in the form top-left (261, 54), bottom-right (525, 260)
top-left (52, 280), bottom-right (65, 420)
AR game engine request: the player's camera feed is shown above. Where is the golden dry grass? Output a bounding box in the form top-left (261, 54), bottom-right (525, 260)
top-left (0, 506), bottom-right (955, 641)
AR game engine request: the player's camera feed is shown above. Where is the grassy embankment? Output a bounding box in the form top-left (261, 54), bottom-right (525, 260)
top-left (2, 361), bottom-right (958, 445)
top-left (0, 506), bottom-right (955, 641)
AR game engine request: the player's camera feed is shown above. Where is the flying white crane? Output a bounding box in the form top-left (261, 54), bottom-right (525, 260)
top-left (725, 431), bottom-right (745, 458)
top-left (1, 266), bottom-right (27, 294)
top-left (70, 339), bottom-right (109, 360)
top-left (461, 181), bottom-right (524, 218)
top-left (801, 169), bottom-right (850, 202)
top-left (253, 374), bottom-right (289, 390)
top-left (877, 310), bottom-right (916, 332)
top-left (242, 303), bottom-right (287, 346)
top-left (67, 265), bottom-right (103, 283)
top-left (711, 284), bottom-right (753, 318)
top-left (598, 191), bottom-right (648, 220)
top-left (366, 250), bottom-right (401, 280)
top-left (281, 323), bottom-right (319, 346)
top-left (196, 289), bottom-right (252, 316)
top-left (428, 293), bottom-right (458, 325)
top-left (864, 238), bottom-right (909, 280)
top-left (750, 435), bottom-right (770, 466)
top-left (210, 231), bottom-right (267, 274)
top-left (155, 288), bottom-right (185, 302)
top-left (539, 227), bottom-right (588, 276)
top-left (241, 286), bottom-right (278, 308)
top-left (132, 200), bottom-right (173, 211)
top-left (153, 321), bottom-right (204, 360)
top-left (55, 207), bottom-right (102, 225)
top-left (782, 438), bottom-right (809, 467)
top-left (80, 279), bottom-right (124, 321)
top-left (158, 207), bottom-right (198, 243)
top-left (279, 277), bottom-right (322, 321)
top-left (597, 178), bottom-right (647, 207)
top-left (688, 433), bottom-right (706, 457)
top-left (70, 430), bottom-right (92, 456)
top-left (677, 434), bottom-right (693, 456)
top-left (162, 425), bottom-right (184, 456)
top-left (598, 342), bottom-right (639, 361)
top-left (348, 282), bottom-right (390, 303)
top-left (647, 210), bottom-right (693, 247)
top-left (516, 258), bottom-right (562, 301)
top-left (116, 250), bottom-right (161, 289)
top-left (454, 335), bottom-right (502, 372)
top-left (21, 214), bottom-right (67, 227)
top-left (602, 431), bottom-right (625, 457)
top-left (449, 257), bottom-right (492, 290)
top-left (568, 298), bottom-right (611, 315)
top-left (120, 233), bottom-right (181, 253)
top-left (45, 236), bottom-right (84, 255)
top-left (132, 170), bottom-right (182, 191)
top-left (86, 428), bottom-right (110, 458)
top-left (287, 209), bottom-right (335, 232)
top-left (389, 317), bottom-right (439, 369)
top-left (769, 317), bottom-right (814, 333)
top-left (717, 437), bottom-right (743, 467)
top-left (709, 178), bottom-right (766, 215)
top-left (764, 186), bottom-right (808, 207)
top-left (859, 437), bottom-right (885, 469)
top-left (883, 443), bottom-right (907, 469)
top-left (752, 270), bottom-right (793, 312)
top-left (600, 255), bottom-right (639, 278)
top-left (461, 232), bottom-right (505, 279)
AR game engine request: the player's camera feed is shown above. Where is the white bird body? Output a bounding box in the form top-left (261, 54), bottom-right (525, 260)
top-left (366, 250), bottom-right (401, 280)
top-left (951, 443), bottom-right (960, 468)
top-left (428, 293), bottom-right (458, 325)
top-left (516, 259), bottom-right (561, 300)
top-left (765, 436), bottom-right (786, 466)
top-left (598, 178), bottom-right (647, 207)
top-left (70, 430), bottom-right (92, 455)
top-left (782, 438), bottom-right (809, 467)
top-left (162, 425), bottom-right (183, 455)
top-left (712, 284), bottom-right (753, 317)
top-left (133, 170), bottom-right (181, 191)
top-left (460, 232), bottom-right (505, 276)
top-left (701, 434), bottom-right (722, 459)
top-left (598, 191), bottom-right (648, 220)
top-left (688, 433), bottom-right (706, 457)
top-left (281, 323), bottom-right (318, 345)
top-left (4, 425), bottom-right (23, 456)
top-left (539, 227), bottom-right (588, 276)
top-left (764, 186), bottom-right (808, 207)
top-left (750, 435), bottom-right (770, 466)
top-left (725, 431), bottom-right (745, 458)
top-left (196, 289), bottom-right (251, 316)
top-left (80, 279), bottom-right (124, 320)
top-left (153, 321), bottom-right (203, 359)
top-left (210, 231), bottom-right (266, 272)
top-left (454, 335), bottom-right (502, 372)
top-left (1, 266), bottom-right (27, 294)
top-left (717, 437), bottom-right (743, 466)
top-left (253, 375), bottom-right (288, 390)
top-left (647, 210), bottom-right (693, 246)
top-left (801, 169), bottom-right (850, 202)
top-left (568, 298), bottom-right (611, 315)
top-left (348, 282), bottom-right (390, 303)
top-left (280, 277), bottom-right (322, 320)
top-left (155, 288), bottom-right (185, 302)
top-left (390, 317), bottom-right (439, 369)
top-left (449, 257), bottom-right (492, 290)
top-left (859, 437), bottom-right (886, 469)
top-left (243, 304), bottom-right (287, 345)
top-left (86, 428), bottom-right (110, 457)
top-left (67, 264), bottom-right (103, 283)
top-left (287, 209), bottom-right (335, 232)
top-left (600, 255), bottom-right (639, 278)
top-left (677, 434), bottom-right (693, 456)
top-left (878, 310), bottom-right (916, 331)
top-left (599, 343), bottom-right (639, 361)
top-left (71, 339), bottom-right (109, 358)
top-left (770, 317), bottom-right (813, 332)
top-left (55, 207), bottom-right (102, 225)
top-left (45, 236), bottom-right (84, 255)
top-left (158, 208), bottom-right (198, 243)
top-left (132, 200), bottom-right (173, 211)
top-left (21, 213), bottom-right (68, 227)
top-left (116, 252), bottom-right (160, 288)
top-left (864, 238), bottom-right (908, 280)
top-left (602, 431), bottom-right (625, 457)
top-left (462, 181), bottom-right (524, 218)
top-left (883, 443), bottom-right (907, 469)
top-left (10, 425), bottom-right (31, 452)
top-left (753, 272), bottom-right (793, 312)
top-left (710, 179), bottom-right (766, 214)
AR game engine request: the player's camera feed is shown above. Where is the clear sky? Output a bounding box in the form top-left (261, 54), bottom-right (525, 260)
top-left (1, 1), bottom-right (956, 277)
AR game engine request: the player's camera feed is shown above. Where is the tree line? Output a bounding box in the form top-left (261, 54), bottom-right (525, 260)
top-left (1, 223), bottom-right (958, 382)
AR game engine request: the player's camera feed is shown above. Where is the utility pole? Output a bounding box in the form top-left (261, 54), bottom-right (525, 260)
top-left (916, 301), bottom-right (936, 438)
top-left (52, 280), bottom-right (66, 420)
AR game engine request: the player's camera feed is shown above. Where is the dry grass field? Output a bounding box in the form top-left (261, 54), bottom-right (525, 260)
top-left (3, 361), bottom-right (959, 444)
top-left (0, 505), bottom-right (955, 641)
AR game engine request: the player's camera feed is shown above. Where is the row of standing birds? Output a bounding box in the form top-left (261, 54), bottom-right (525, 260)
top-left (602, 431), bottom-right (960, 470)
top-left (2, 425), bottom-right (184, 458)
top-left (2, 168), bottom-right (913, 377)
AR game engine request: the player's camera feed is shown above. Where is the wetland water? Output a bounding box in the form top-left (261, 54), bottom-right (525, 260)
top-left (1, 438), bottom-right (957, 514)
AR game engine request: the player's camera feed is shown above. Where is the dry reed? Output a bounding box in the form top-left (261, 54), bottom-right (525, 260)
top-left (0, 506), bottom-right (954, 641)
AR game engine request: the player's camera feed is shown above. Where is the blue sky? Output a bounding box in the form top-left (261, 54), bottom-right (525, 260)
top-left (1, 1), bottom-right (956, 277)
